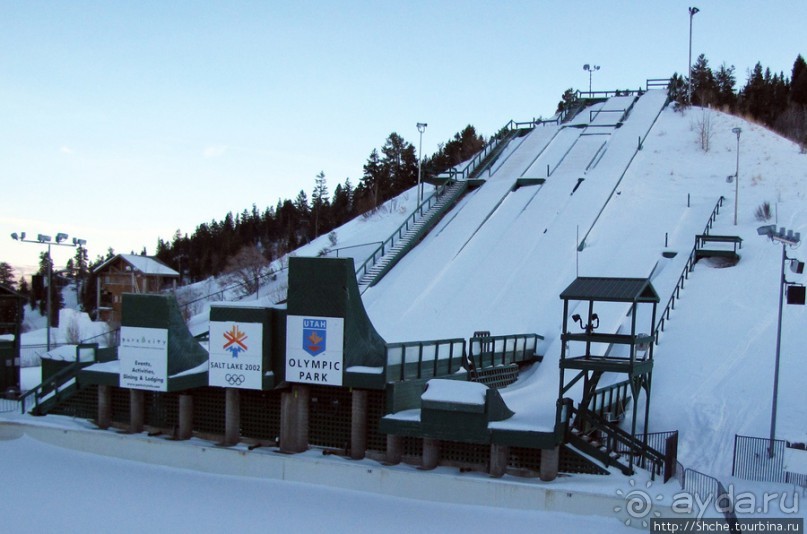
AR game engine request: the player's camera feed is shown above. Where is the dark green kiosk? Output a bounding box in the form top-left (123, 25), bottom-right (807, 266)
top-left (0, 285), bottom-right (25, 395)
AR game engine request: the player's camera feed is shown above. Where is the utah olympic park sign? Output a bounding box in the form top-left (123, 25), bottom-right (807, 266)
top-left (285, 315), bottom-right (345, 386)
top-left (209, 321), bottom-right (264, 390)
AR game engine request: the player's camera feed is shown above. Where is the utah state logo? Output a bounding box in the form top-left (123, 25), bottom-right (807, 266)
top-left (303, 318), bottom-right (327, 356)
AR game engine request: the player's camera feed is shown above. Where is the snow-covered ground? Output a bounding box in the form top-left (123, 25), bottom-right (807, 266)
top-left (4, 93), bottom-right (807, 529)
top-left (0, 426), bottom-right (642, 533)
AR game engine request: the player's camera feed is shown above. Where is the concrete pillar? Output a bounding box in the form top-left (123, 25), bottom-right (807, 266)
top-left (129, 388), bottom-right (144, 433)
top-left (178, 393), bottom-right (193, 440)
top-left (386, 434), bottom-right (403, 465)
top-left (489, 443), bottom-right (510, 478)
top-left (350, 389), bottom-right (368, 460)
top-left (224, 387), bottom-right (240, 446)
top-left (422, 438), bottom-right (440, 470)
top-left (97, 384), bottom-right (111, 430)
top-left (540, 446), bottom-right (560, 481)
top-left (280, 384), bottom-right (309, 453)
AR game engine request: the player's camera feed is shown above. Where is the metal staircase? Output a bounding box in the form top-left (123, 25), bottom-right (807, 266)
top-left (566, 404), bottom-right (667, 478)
top-left (357, 180), bottom-right (468, 289)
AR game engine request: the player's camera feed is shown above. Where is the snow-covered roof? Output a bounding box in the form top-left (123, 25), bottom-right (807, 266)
top-left (93, 254), bottom-right (179, 277)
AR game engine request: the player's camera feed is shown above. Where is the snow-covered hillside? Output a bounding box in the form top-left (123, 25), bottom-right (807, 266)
top-left (172, 93), bottom-right (807, 478)
top-left (6, 94), bottom-right (807, 529)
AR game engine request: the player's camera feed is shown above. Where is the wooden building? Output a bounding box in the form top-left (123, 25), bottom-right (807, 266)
top-left (94, 254), bottom-right (179, 324)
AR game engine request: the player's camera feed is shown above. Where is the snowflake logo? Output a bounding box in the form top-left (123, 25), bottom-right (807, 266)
top-left (614, 478), bottom-right (664, 527)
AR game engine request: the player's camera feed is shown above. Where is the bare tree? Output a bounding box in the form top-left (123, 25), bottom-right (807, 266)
top-left (694, 109), bottom-right (714, 152)
top-left (223, 245), bottom-right (268, 298)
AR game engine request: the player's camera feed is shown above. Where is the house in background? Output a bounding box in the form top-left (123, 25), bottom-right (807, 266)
top-left (94, 254), bottom-right (179, 324)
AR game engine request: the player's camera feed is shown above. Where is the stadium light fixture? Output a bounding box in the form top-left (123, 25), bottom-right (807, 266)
top-left (10, 231), bottom-right (87, 351)
top-left (572, 313), bottom-right (599, 333)
top-left (758, 225), bottom-right (802, 457)
top-left (583, 64), bottom-right (600, 94)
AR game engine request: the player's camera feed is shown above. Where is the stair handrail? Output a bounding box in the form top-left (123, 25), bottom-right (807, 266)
top-left (441, 118), bottom-right (544, 182)
top-left (655, 196), bottom-right (725, 343)
top-left (355, 181), bottom-right (455, 281)
top-left (569, 403), bottom-right (666, 474)
top-left (589, 379), bottom-right (630, 419)
top-left (18, 343), bottom-right (98, 414)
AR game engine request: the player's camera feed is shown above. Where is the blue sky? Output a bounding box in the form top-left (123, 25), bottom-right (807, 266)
top-left (3, 0), bottom-right (806, 273)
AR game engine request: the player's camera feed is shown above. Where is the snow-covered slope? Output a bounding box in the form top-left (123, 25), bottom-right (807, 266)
top-left (358, 95), bottom-right (807, 477)
top-left (19, 93), bottom-right (807, 482)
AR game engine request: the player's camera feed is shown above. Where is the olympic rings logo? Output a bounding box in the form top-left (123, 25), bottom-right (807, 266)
top-left (225, 374), bottom-right (245, 386)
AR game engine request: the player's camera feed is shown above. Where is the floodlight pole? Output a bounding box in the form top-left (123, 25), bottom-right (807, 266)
top-left (759, 225), bottom-right (801, 458)
top-left (583, 64), bottom-right (600, 95)
top-left (769, 240), bottom-right (786, 457)
top-left (10, 232), bottom-right (85, 352)
top-left (416, 122), bottom-right (427, 205)
top-left (732, 127), bottom-right (742, 225)
top-left (688, 7), bottom-right (699, 104)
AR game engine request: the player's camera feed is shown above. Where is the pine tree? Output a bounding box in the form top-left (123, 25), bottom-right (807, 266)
top-left (740, 62), bottom-right (767, 121)
top-left (556, 88), bottom-right (578, 114)
top-left (691, 54), bottom-right (717, 107)
top-left (381, 133), bottom-right (418, 194)
top-left (311, 171), bottom-right (329, 238)
top-left (667, 73), bottom-right (688, 108)
top-left (714, 63), bottom-right (737, 109)
top-left (0, 262), bottom-right (16, 289)
top-left (293, 191), bottom-right (311, 244)
top-left (361, 149), bottom-right (385, 210)
top-left (36, 251), bottom-right (63, 326)
top-left (790, 55), bottom-right (807, 106)
top-left (18, 277), bottom-right (30, 298)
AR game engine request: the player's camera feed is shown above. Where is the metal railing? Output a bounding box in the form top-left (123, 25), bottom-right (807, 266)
top-left (441, 117), bottom-right (540, 182)
top-left (646, 78), bottom-right (669, 90)
top-left (467, 333), bottom-right (542, 369)
top-left (589, 379), bottom-right (630, 420)
top-left (178, 263), bottom-right (290, 307)
top-left (0, 395), bottom-right (19, 413)
top-left (355, 181), bottom-right (458, 282)
top-left (676, 464), bottom-right (739, 532)
top-left (577, 88), bottom-right (645, 100)
top-left (385, 338), bottom-right (466, 381)
top-left (655, 196), bottom-right (725, 343)
top-left (328, 241), bottom-right (383, 258)
top-left (615, 430), bottom-right (679, 460)
top-left (732, 434), bottom-right (787, 483)
top-left (17, 343), bottom-right (99, 415)
top-left (569, 404), bottom-right (667, 477)
top-left (441, 137), bottom-right (506, 182)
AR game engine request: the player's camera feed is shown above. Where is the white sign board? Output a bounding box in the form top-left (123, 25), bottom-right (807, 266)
top-left (119, 326), bottom-right (169, 391)
top-left (209, 321), bottom-right (264, 390)
top-left (285, 315), bottom-right (344, 386)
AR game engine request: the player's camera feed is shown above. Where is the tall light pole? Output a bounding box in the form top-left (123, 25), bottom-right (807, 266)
top-left (757, 224), bottom-right (803, 457)
top-left (11, 231), bottom-right (86, 351)
top-left (583, 64), bottom-right (600, 95)
top-left (416, 122), bottom-right (428, 205)
top-left (688, 6), bottom-right (700, 104)
top-left (732, 127), bottom-right (742, 225)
